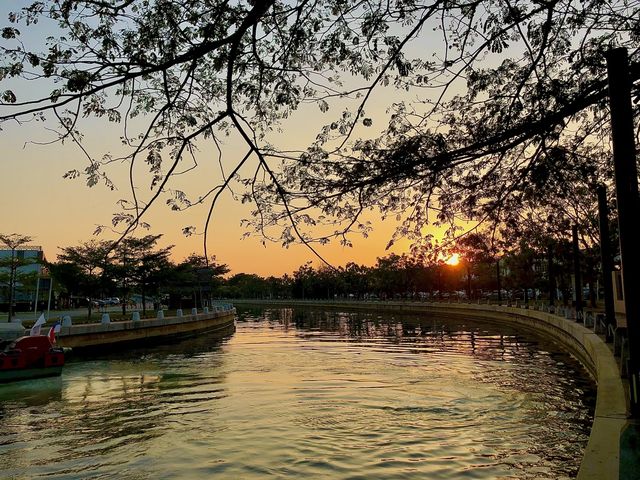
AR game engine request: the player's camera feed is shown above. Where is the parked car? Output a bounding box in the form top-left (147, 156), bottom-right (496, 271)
top-left (90, 297), bottom-right (120, 307)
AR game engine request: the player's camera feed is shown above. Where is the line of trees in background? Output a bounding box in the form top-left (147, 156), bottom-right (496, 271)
top-left (1, 1), bottom-right (630, 318)
top-left (45, 235), bottom-right (229, 319)
top-left (3, 227), bottom-right (609, 319)
top-left (222, 233), bottom-right (605, 304)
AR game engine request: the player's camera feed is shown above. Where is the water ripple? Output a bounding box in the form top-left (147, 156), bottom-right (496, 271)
top-left (0, 308), bottom-right (594, 479)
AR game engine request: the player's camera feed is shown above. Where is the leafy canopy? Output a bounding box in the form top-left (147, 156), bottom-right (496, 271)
top-left (1, 0), bottom-right (638, 261)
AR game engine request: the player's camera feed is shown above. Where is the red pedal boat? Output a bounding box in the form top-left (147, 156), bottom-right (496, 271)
top-left (0, 335), bottom-right (65, 383)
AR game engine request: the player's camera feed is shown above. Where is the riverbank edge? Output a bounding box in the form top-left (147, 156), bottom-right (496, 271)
top-left (233, 299), bottom-right (628, 480)
top-left (54, 309), bottom-right (236, 350)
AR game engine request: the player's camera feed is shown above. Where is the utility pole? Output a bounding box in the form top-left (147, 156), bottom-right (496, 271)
top-left (606, 47), bottom-right (640, 416)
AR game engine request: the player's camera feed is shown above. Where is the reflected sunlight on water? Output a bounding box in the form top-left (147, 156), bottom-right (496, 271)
top-left (0, 307), bottom-right (595, 479)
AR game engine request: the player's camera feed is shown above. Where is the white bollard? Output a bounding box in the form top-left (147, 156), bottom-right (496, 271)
top-left (101, 313), bottom-right (110, 324)
top-left (176, 309), bottom-right (183, 317)
top-left (191, 308), bottom-right (198, 315)
top-left (157, 310), bottom-right (164, 320)
top-left (62, 315), bottom-right (72, 327)
top-left (131, 311), bottom-right (140, 322)
top-left (204, 307), bottom-right (209, 314)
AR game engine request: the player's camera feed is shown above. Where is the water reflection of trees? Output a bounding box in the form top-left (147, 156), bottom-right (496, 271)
top-left (242, 308), bottom-right (595, 399)
top-left (241, 306), bottom-right (595, 479)
top-left (0, 329), bottom-right (233, 477)
top-left (57, 345), bottom-right (229, 469)
top-left (242, 307), bottom-right (539, 362)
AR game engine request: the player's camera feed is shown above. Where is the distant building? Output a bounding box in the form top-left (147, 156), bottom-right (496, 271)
top-left (0, 246), bottom-right (47, 310)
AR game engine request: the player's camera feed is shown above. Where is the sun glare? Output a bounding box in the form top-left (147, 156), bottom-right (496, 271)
top-left (445, 253), bottom-right (461, 266)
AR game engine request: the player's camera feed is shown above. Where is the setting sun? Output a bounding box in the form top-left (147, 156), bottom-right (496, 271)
top-left (445, 253), bottom-right (461, 266)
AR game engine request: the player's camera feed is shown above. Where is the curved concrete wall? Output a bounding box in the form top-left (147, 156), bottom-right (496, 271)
top-left (53, 309), bottom-right (236, 349)
top-left (234, 299), bottom-right (628, 479)
top-left (412, 304), bottom-right (627, 480)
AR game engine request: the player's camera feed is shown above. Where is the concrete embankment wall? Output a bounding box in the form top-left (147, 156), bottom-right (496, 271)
top-left (55, 309), bottom-right (236, 349)
top-left (234, 300), bottom-right (628, 480)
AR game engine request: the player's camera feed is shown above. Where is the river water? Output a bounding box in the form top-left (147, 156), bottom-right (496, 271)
top-left (0, 306), bottom-right (595, 479)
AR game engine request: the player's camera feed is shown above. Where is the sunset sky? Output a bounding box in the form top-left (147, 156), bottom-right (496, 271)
top-left (2, 114), bottom-right (414, 276)
top-left (1, 69), bottom-right (416, 277)
top-left (0, 2), bottom-right (455, 277)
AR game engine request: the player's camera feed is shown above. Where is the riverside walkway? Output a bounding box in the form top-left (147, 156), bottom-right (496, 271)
top-left (234, 298), bottom-right (638, 480)
top-left (1, 305), bottom-right (236, 349)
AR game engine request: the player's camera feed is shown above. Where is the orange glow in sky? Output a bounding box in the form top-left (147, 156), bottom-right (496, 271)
top-left (1, 80), bottom-right (428, 276)
top-left (1, 118), bottom-right (413, 276)
top-left (0, 4), bottom-right (449, 277)
top-left (445, 253), bottom-right (461, 266)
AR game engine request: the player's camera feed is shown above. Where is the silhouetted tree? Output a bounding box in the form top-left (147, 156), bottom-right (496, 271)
top-left (452, 233), bottom-right (497, 299)
top-left (2, 0), bottom-right (636, 262)
top-left (113, 235), bottom-right (174, 315)
top-left (55, 240), bottom-right (113, 319)
top-left (0, 233), bottom-right (38, 318)
top-left (47, 260), bottom-right (84, 308)
top-left (224, 273), bottom-right (268, 299)
top-left (179, 253), bottom-right (230, 307)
